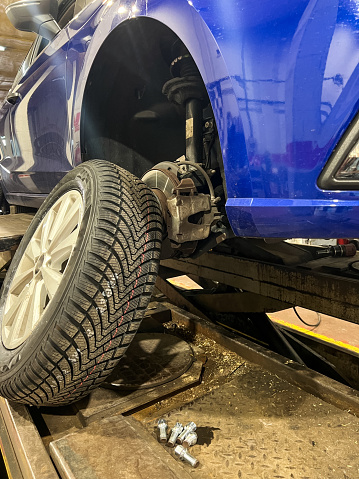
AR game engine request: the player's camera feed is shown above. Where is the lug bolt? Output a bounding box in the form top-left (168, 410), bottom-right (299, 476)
top-left (174, 445), bottom-right (199, 468)
top-left (177, 421), bottom-right (196, 444)
top-left (167, 422), bottom-right (183, 447)
top-left (183, 431), bottom-right (197, 448)
top-left (157, 418), bottom-right (168, 443)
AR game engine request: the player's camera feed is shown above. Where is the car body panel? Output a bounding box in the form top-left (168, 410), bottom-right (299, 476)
top-left (0, 31), bottom-right (73, 202)
top-left (2, 0), bottom-right (359, 237)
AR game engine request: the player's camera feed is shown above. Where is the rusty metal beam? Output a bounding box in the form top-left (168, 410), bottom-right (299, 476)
top-left (162, 252), bottom-right (359, 325)
top-left (189, 291), bottom-right (291, 313)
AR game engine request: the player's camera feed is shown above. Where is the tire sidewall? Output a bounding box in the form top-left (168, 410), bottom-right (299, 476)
top-left (0, 163), bottom-right (99, 378)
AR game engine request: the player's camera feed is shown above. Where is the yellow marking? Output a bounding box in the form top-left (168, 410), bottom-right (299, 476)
top-left (269, 315), bottom-right (359, 355)
top-left (0, 441), bottom-right (13, 479)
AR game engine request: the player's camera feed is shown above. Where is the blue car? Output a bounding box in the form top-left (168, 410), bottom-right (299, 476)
top-left (0, 0), bottom-right (358, 406)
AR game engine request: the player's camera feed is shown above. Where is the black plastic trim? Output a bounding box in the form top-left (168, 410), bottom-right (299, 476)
top-left (317, 113), bottom-right (359, 190)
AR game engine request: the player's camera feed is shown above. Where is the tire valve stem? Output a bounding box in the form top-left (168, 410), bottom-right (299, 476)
top-left (167, 422), bottom-right (183, 447)
top-left (183, 431), bottom-right (198, 448)
top-left (177, 421), bottom-right (196, 444)
top-left (157, 418), bottom-right (168, 443)
top-left (175, 445), bottom-right (199, 468)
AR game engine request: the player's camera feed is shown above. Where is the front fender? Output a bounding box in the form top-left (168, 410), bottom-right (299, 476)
top-left (66, 0), bottom-right (250, 199)
top-left (66, 0), bottom-right (359, 238)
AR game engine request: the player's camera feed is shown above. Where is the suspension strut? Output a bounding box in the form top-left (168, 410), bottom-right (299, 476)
top-left (149, 44), bottom-right (225, 257)
top-left (162, 44), bottom-right (207, 164)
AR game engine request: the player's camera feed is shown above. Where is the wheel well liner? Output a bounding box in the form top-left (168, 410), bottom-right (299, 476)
top-left (80, 16), bottom-right (226, 190)
top-left (81, 17), bottom-right (188, 178)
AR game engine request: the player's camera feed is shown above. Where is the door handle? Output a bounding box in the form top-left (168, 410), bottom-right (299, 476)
top-left (6, 92), bottom-right (21, 105)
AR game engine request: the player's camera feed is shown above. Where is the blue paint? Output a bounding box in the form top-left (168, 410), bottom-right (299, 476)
top-left (227, 197), bottom-right (359, 237)
top-left (1, 0), bottom-right (359, 237)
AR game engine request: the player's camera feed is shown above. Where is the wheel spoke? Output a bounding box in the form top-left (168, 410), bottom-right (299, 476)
top-left (50, 229), bottom-right (79, 269)
top-left (48, 195), bottom-right (71, 245)
top-left (25, 238), bottom-right (41, 262)
top-left (48, 196), bottom-right (82, 252)
top-left (5, 283), bottom-right (34, 346)
top-left (40, 265), bottom-right (63, 299)
top-left (4, 286), bottom-right (31, 327)
top-left (40, 208), bottom-right (55, 253)
top-left (17, 281), bottom-right (37, 339)
top-left (9, 267), bottom-right (34, 296)
top-left (18, 251), bottom-right (35, 272)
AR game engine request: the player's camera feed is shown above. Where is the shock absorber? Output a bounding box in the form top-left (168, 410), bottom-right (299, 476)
top-left (162, 43), bottom-right (207, 164)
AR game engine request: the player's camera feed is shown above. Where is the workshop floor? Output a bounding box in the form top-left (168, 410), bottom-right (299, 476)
top-left (137, 348), bottom-right (359, 479)
top-left (141, 367), bottom-right (359, 478)
top-left (12, 302), bottom-right (359, 479)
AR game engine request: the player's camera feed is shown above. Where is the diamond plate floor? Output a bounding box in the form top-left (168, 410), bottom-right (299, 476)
top-left (144, 363), bottom-right (359, 479)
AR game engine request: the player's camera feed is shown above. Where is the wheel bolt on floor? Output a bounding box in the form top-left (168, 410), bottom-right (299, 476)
top-left (183, 432), bottom-right (197, 448)
top-left (174, 445), bottom-right (199, 468)
top-left (157, 418), bottom-right (168, 443)
top-left (177, 421), bottom-right (196, 444)
top-left (167, 422), bottom-right (183, 447)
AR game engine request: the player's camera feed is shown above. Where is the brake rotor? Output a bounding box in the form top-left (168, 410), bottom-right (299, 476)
top-left (142, 161), bottom-right (198, 257)
top-left (142, 162), bottom-right (180, 197)
top-left (142, 162), bottom-right (180, 224)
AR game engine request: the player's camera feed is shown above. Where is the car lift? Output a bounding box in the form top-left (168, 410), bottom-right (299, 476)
top-left (158, 239), bottom-right (359, 386)
top-left (1, 215), bottom-right (359, 477)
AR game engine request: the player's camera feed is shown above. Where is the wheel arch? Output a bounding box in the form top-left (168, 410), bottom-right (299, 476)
top-left (74, 7), bottom-right (245, 196)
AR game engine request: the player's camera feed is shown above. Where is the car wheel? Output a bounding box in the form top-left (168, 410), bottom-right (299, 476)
top-left (0, 160), bottom-right (162, 406)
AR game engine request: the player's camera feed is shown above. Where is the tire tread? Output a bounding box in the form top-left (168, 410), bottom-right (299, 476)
top-left (0, 161), bottom-right (162, 406)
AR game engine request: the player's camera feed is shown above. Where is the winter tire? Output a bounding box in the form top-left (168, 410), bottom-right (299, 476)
top-left (0, 160), bottom-right (162, 406)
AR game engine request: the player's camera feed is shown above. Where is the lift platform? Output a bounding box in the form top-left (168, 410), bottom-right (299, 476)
top-left (160, 241), bottom-right (359, 326)
top-left (1, 302), bottom-right (359, 478)
top-left (1, 223), bottom-right (359, 477)
top-left (157, 242), bottom-right (359, 390)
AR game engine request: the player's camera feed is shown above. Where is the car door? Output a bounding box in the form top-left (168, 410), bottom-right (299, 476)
top-left (0, 0), bottom-right (77, 207)
top-left (0, 39), bottom-right (40, 204)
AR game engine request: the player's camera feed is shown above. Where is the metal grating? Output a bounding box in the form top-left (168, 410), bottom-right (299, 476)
top-left (144, 364), bottom-right (359, 478)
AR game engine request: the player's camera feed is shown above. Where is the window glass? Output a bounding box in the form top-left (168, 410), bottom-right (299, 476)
top-left (11, 38), bottom-right (40, 90)
top-left (9, 0), bottom-right (77, 91)
top-left (74, 0), bottom-right (92, 16)
top-left (58, 0), bottom-right (76, 28)
top-left (37, 37), bottom-right (50, 56)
